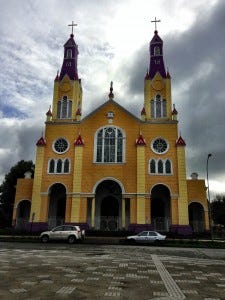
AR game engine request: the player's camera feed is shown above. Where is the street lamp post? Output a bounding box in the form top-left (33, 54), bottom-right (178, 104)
top-left (206, 153), bottom-right (213, 239)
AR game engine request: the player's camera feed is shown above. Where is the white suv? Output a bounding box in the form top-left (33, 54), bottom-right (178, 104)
top-left (40, 225), bottom-right (85, 244)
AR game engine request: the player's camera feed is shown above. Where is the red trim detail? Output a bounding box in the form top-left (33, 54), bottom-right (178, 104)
top-left (172, 107), bottom-right (178, 115)
top-left (74, 134), bottom-right (84, 146)
top-left (176, 136), bottom-right (186, 146)
top-left (46, 108), bottom-right (52, 116)
top-left (141, 107), bottom-right (146, 115)
top-left (136, 134), bottom-right (146, 146)
top-left (145, 72), bottom-right (150, 79)
top-left (76, 108), bottom-right (81, 116)
top-left (166, 70), bottom-right (171, 78)
top-left (36, 137), bottom-right (46, 146)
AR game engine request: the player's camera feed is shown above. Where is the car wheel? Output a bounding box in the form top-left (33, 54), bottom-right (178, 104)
top-left (68, 235), bottom-right (76, 244)
top-left (155, 240), bottom-right (161, 246)
top-left (41, 235), bottom-right (49, 243)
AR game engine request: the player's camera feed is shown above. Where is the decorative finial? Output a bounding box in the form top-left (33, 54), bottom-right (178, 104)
top-left (108, 81), bottom-right (114, 99)
top-left (68, 21), bottom-right (77, 37)
top-left (151, 17), bottom-right (161, 32)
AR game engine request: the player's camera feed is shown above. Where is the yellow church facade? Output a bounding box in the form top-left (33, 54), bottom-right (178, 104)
top-left (13, 27), bottom-right (209, 235)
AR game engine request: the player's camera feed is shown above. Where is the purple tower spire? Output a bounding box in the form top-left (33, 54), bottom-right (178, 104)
top-left (59, 33), bottom-right (79, 80)
top-left (149, 30), bottom-right (166, 79)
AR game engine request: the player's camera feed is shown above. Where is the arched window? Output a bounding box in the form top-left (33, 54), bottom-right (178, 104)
top-left (158, 160), bottom-right (164, 174)
top-left (49, 159), bottom-right (55, 173)
top-left (150, 94), bottom-right (167, 118)
top-left (62, 96), bottom-right (68, 118)
top-left (56, 159), bottom-right (62, 173)
top-left (150, 159), bottom-right (156, 173)
top-left (149, 158), bottom-right (172, 175)
top-left (165, 159), bottom-right (172, 174)
top-left (66, 49), bottom-right (72, 58)
top-left (57, 101), bottom-right (61, 118)
top-left (154, 46), bottom-right (160, 56)
top-left (57, 96), bottom-right (72, 119)
top-left (48, 158), bottom-right (70, 174)
top-left (95, 127), bottom-right (124, 163)
top-left (64, 159), bottom-right (70, 173)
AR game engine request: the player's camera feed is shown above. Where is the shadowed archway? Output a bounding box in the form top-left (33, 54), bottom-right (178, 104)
top-left (95, 180), bottom-right (122, 230)
top-left (48, 183), bottom-right (66, 229)
top-left (189, 202), bottom-right (205, 232)
top-left (16, 200), bottom-right (31, 231)
top-left (151, 184), bottom-right (171, 231)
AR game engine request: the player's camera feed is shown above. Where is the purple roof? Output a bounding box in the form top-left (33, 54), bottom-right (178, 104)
top-left (148, 30), bottom-right (166, 79)
top-left (59, 34), bottom-right (79, 80)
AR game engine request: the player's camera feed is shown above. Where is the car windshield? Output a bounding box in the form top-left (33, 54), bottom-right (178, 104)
top-left (138, 231), bottom-right (148, 236)
top-left (52, 226), bottom-right (63, 232)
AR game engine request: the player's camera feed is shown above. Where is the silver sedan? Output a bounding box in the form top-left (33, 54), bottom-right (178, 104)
top-left (127, 231), bottom-right (166, 244)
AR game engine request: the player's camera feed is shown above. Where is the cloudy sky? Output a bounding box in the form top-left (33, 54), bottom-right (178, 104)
top-left (0, 0), bottom-right (224, 196)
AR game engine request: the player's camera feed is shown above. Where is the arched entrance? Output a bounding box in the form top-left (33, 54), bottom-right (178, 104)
top-left (189, 202), bottom-right (205, 232)
top-left (95, 180), bottom-right (122, 230)
top-left (16, 200), bottom-right (31, 231)
top-left (48, 183), bottom-right (66, 229)
top-left (151, 184), bottom-right (171, 231)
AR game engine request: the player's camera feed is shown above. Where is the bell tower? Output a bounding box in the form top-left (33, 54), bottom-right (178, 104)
top-left (51, 22), bottom-right (82, 122)
top-left (142, 19), bottom-right (172, 121)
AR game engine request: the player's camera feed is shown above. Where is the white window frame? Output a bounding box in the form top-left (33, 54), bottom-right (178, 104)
top-left (149, 158), bottom-right (173, 175)
top-left (151, 137), bottom-right (169, 155)
top-left (57, 96), bottom-right (72, 119)
top-left (52, 137), bottom-right (70, 155)
top-left (94, 126), bottom-right (126, 164)
top-left (47, 158), bottom-right (71, 174)
top-left (150, 94), bottom-right (167, 118)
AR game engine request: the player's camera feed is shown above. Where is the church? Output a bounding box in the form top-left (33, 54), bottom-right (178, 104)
top-left (13, 23), bottom-right (209, 235)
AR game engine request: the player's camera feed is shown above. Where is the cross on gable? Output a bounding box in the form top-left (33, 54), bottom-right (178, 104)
top-left (151, 17), bottom-right (161, 31)
top-left (68, 21), bottom-right (77, 34)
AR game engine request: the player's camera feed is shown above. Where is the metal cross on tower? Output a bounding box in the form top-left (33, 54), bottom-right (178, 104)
top-left (68, 21), bottom-right (77, 34)
top-left (151, 17), bottom-right (161, 31)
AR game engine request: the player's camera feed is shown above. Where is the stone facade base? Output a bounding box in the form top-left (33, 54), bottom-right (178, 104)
top-left (27, 222), bottom-right (48, 233)
top-left (170, 225), bottom-right (193, 236)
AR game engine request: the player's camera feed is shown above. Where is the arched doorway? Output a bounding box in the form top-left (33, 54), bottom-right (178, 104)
top-left (16, 200), bottom-right (31, 231)
top-left (95, 180), bottom-right (122, 230)
top-left (48, 183), bottom-right (66, 229)
top-left (189, 202), bottom-right (205, 232)
top-left (151, 184), bottom-right (171, 231)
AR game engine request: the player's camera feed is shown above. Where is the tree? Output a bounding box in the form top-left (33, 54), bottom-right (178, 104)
top-left (211, 194), bottom-right (225, 227)
top-left (0, 160), bottom-right (34, 227)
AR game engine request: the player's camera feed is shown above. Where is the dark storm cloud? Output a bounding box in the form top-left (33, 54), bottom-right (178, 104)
top-left (0, 121), bottom-right (40, 181)
top-left (126, 1), bottom-right (225, 186)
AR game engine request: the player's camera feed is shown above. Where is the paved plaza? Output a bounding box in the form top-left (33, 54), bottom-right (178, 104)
top-left (0, 243), bottom-right (225, 299)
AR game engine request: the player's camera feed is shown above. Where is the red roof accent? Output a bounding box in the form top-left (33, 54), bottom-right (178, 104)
top-left (76, 108), bottom-right (81, 116)
top-left (172, 107), bottom-right (178, 115)
top-left (136, 134), bottom-right (146, 146)
top-left (166, 70), bottom-right (171, 78)
top-left (145, 71), bottom-right (150, 80)
top-left (74, 134), bottom-right (84, 146)
top-left (141, 107), bottom-right (146, 115)
top-left (36, 137), bottom-right (46, 146)
top-left (46, 108), bottom-right (52, 116)
top-left (176, 136), bottom-right (186, 146)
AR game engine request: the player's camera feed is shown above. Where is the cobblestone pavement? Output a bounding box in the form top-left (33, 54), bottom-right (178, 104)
top-left (0, 243), bottom-right (225, 299)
